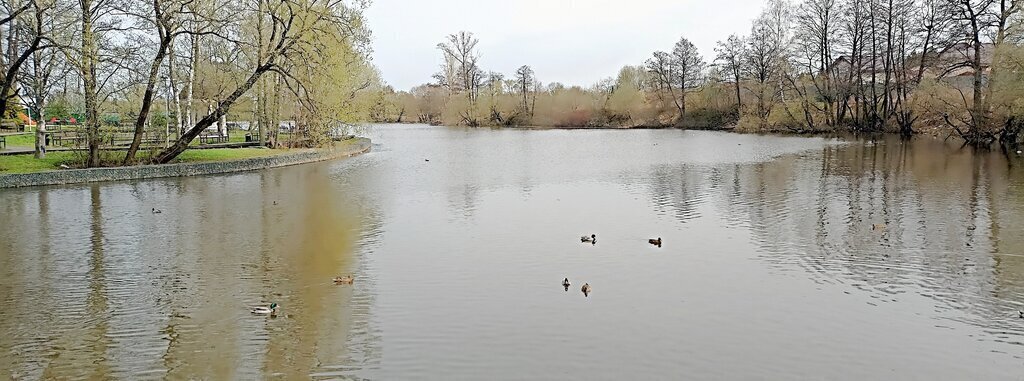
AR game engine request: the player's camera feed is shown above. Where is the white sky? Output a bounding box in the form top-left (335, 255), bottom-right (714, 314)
top-left (365, 0), bottom-right (766, 91)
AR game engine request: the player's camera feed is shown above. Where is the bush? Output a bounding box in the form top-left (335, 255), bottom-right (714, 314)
top-left (735, 115), bottom-right (764, 132)
top-left (680, 107), bottom-right (738, 129)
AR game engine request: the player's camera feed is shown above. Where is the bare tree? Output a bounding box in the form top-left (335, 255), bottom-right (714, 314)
top-left (514, 64), bottom-right (535, 116)
top-left (888, 0), bottom-right (924, 136)
top-left (791, 0), bottom-right (841, 128)
top-left (670, 36), bottom-right (706, 125)
top-left (715, 34), bottom-right (746, 111)
top-left (436, 31), bottom-right (483, 101)
top-left (764, 0), bottom-right (794, 103)
top-left (78, 0), bottom-right (105, 167)
top-left (644, 37), bottom-right (706, 125)
top-left (939, 0), bottom-right (1018, 144)
top-left (435, 31), bottom-right (484, 126)
top-left (839, 0), bottom-right (869, 127)
top-left (744, 18), bottom-right (783, 127)
top-left (645, 50), bottom-right (676, 121)
top-left (19, 31), bottom-right (64, 158)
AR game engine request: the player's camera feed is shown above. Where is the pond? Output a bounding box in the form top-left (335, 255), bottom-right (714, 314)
top-left (1, 124), bottom-right (1023, 379)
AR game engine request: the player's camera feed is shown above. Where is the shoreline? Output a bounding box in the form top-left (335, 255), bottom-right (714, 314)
top-left (0, 138), bottom-right (371, 189)
top-left (395, 120), bottom-right (899, 135)
top-left (400, 121), bottom-right (947, 139)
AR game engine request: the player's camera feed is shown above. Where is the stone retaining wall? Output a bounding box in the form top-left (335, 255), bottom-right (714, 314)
top-left (0, 138), bottom-right (371, 189)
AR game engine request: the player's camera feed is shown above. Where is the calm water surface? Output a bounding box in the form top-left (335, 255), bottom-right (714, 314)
top-left (1, 125), bottom-right (1023, 379)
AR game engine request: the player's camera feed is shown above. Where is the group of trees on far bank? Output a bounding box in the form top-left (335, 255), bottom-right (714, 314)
top-left (370, 0), bottom-right (1024, 147)
top-left (0, 0), bottom-right (378, 166)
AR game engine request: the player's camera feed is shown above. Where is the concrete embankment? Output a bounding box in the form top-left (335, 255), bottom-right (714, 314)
top-left (0, 138), bottom-right (371, 189)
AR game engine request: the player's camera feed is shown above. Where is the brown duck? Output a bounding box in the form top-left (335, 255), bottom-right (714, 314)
top-left (333, 275), bottom-right (355, 285)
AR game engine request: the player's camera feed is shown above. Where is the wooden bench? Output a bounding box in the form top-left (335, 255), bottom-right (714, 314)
top-left (110, 132), bottom-right (165, 147)
top-left (52, 132), bottom-right (86, 147)
top-left (199, 133), bottom-right (228, 145)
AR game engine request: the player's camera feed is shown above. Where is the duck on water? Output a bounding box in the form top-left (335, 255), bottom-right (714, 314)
top-left (334, 275), bottom-right (355, 285)
top-left (251, 303), bottom-right (278, 316)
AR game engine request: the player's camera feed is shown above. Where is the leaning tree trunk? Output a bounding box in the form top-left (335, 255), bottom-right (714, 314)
top-left (217, 113), bottom-right (225, 136)
top-left (152, 64), bottom-right (272, 164)
top-left (124, 35), bottom-right (170, 164)
top-left (0, 38), bottom-right (41, 120)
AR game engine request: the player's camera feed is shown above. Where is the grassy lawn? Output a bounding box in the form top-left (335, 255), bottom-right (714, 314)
top-left (0, 148), bottom-right (287, 174)
top-left (173, 148), bottom-right (283, 162)
top-left (228, 132), bottom-right (247, 143)
top-left (1, 133), bottom-right (35, 147)
top-left (0, 151), bottom-right (77, 173)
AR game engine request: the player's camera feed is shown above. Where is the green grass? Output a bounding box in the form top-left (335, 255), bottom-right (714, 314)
top-left (0, 148), bottom-right (288, 174)
top-left (172, 148), bottom-right (284, 162)
top-left (0, 151), bottom-right (78, 173)
top-left (1, 133), bottom-right (35, 147)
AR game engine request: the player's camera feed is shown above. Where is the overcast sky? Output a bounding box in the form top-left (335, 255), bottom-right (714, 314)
top-left (365, 0), bottom-right (766, 91)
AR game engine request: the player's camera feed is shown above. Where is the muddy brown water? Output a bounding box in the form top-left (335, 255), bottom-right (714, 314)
top-left (1, 124), bottom-right (1023, 379)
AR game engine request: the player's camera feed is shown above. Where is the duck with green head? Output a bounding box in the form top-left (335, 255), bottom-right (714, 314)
top-left (251, 303), bottom-right (278, 316)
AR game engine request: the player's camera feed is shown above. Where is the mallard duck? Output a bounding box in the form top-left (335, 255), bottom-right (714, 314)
top-left (562, 278), bottom-right (571, 288)
top-left (333, 275), bottom-right (355, 285)
top-left (872, 223), bottom-right (886, 230)
top-left (649, 237), bottom-right (662, 246)
top-left (581, 234), bottom-right (596, 243)
top-left (251, 303), bottom-right (278, 315)
top-left (152, 208), bottom-right (162, 214)
top-left (581, 283), bottom-right (592, 295)
top-left (1019, 310), bottom-right (1023, 319)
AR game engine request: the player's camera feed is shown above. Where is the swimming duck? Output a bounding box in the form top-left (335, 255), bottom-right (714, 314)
top-left (872, 223), bottom-right (886, 230)
top-left (581, 283), bottom-right (592, 295)
top-left (251, 303), bottom-right (278, 315)
top-left (333, 275), bottom-right (355, 285)
top-left (649, 237), bottom-right (662, 246)
top-left (562, 278), bottom-right (571, 288)
top-left (581, 234), bottom-right (596, 243)
top-left (152, 208), bottom-right (162, 214)
top-left (1019, 310), bottom-right (1023, 319)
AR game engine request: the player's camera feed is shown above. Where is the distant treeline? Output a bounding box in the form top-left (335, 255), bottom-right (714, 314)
top-left (368, 0), bottom-right (1024, 147)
